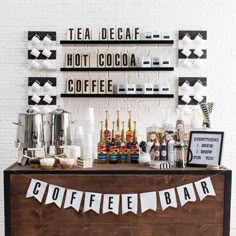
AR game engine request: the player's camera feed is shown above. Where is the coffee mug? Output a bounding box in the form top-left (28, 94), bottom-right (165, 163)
top-left (44, 81), bottom-right (53, 92)
top-left (181, 81), bottom-right (190, 92)
top-left (31, 94), bottom-right (41, 104)
top-left (193, 48), bottom-right (204, 58)
top-left (41, 106), bottom-right (51, 114)
top-left (194, 34), bottom-right (203, 45)
top-left (41, 59), bottom-right (52, 69)
top-left (42, 48), bottom-right (52, 58)
top-left (182, 34), bottom-right (191, 45)
top-left (43, 95), bottom-right (53, 104)
top-left (181, 59), bottom-right (192, 68)
top-left (193, 80), bottom-right (204, 91)
top-left (182, 48), bottom-right (192, 57)
top-left (31, 59), bottom-right (40, 69)
top-left (31, 35), bottom-right (41, 46)
top-left (32, 81), bottom-right (41, 92)
top-left (42, 35), bottom-right (52, 46)
top-left (193, 95), bottom-right (203, 103)
top-left (30, 48), bottom-right (40, 58)
top-left (31, 105), bottom-right (40, 113)
top-left (181, 95), bottom-right (191, 104)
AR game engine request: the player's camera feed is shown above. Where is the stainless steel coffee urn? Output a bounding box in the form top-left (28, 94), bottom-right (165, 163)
top-left (49, 107), bottom-right (72, 154)
top-left (13, 109), bottom-right (45, 164)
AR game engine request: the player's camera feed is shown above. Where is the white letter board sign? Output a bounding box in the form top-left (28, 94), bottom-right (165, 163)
top-left (187, 131), bottom-right (224, 167)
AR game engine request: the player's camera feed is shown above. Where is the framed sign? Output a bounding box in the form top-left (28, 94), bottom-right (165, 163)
top-left (187, 131), bottom-right (224, 167)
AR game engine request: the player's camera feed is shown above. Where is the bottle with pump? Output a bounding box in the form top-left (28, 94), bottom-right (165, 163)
top-left (97, 121), bottom-right (107, 164)
top-left (130, 121), bottom-right (139, 163)
top-left (126, 111), bottom-right (134, 150)
top-left (115, 111), bottom-right (122, 146)
top-left (119, 121), bottom-right (128, 163)
top-left (109, 122), bottom-right (118, 164)
top-left (104, 111), bottom-right (111, 151)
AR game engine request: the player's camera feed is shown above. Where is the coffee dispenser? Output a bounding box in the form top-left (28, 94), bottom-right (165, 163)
top-left (49, 107), bottom-right (72, 155)
top-left (13, 108), bottom-right (45, 164)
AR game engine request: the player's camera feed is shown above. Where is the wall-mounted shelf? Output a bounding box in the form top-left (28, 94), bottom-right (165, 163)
top-left (60, 94), bottom-right (174, 98)
top-left (60, 67), bottom-right (174, 72)
top-left (60, 40), bottom-right (174, 45)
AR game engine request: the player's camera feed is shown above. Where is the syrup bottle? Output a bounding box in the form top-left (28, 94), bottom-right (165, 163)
top-left (97, 121), bottom-right (107, 164)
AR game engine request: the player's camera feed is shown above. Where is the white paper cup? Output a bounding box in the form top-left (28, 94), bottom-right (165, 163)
top-left (31, 48), bottom-right (40, 58)
top-left (31, 35), bottom-right (41, 46)
top-left (182, 34), bottom-right (191, 45)
top-left (43, 95), bottom-right (53, 104)
top-left (32, 81), bottom-right (41, 92)
top-left (193, 48), bottom-right (204, 57)
top-left (42, 48), bottom-right (52, 58)
top-left (181, 95), bottom-right (191, 104)
top-left (182, 48), bottom-right (192, 57)
top-left (44, 81), bottom-right (53, 92)
top-left (31, 94), bottom-right (41, 104)
top-left (182, 59), bottom-right (192, 68)
top-left (42, 35), bottom-right (52, 46)
top-left (193, 95), bottom-right (203, 103)
top-left (31, 59), bottom-right (40, 69)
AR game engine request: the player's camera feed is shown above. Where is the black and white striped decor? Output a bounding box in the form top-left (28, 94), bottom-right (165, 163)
top-left (178, 77), bottom-right (207, 106)
top-left (28, 31), bottom-right (57, 70)
top-left (28, 77), bottom-right (57, 105)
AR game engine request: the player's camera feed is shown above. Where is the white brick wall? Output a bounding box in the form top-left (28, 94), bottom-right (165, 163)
top-left (0, 0), bottom-right (236, 235)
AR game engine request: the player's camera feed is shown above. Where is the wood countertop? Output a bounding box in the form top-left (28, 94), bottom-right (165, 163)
top-left (4, 162), bottom-right (230, 175)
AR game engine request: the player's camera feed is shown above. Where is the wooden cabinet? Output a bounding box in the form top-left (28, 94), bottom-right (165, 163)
top-left (4, 163), bottom-right (231, 236)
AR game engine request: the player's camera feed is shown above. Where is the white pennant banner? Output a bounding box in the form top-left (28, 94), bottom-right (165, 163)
top-left (25, 177), bottom-right (217, 214)
top-left (45, 184), bottom-right (66, 208)
top-left (176, 183), bottom-right (196, 206)
top-left (140, 191), bottom-right (157, 213)
top-left (194, 177), bottom-right (216, 201)
top-left (159, 188), bottom-right (177, 211)
top-left (103, 194), bottom-right (120, 215)
top-left (64, 189), bottom-right (83, 212)
top-left (84, 192), bottom-right (102, 214)
top-left (26, 178), bottom-right (48, 203)
top-left (122, 194), bottom-right (138, 214)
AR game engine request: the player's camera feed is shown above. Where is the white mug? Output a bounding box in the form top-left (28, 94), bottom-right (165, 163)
top-left (193, 59), bottom-right (203, 68)
top-left (194, 34), bottom-right (203, 45)
top-left (31, 94), bottom-right (41, 104)
top-left (32, 81), bottom-right (41, 92)
top-left (182, 48), bottom-right (192, 57)
top-left (181, 81), bottom-right (190, 92)
top-left (44, 81), bottom-right (53, 92)
top-left (193, 95), bottom-right (203, 103)
top-left (193, 80), bottom-right (204, 91)
top-left (42, 35), bottom-right (52, 46)
top-left (30, 48), bottom-right (40, 58)
top-left (181, 95), bottom-right (191, 104)
top-left (181, 59), bottom-right (192, 68)
top-left (182, 34), bottom-right (191, 45)
top-left (43, 95), bottom-right (53, 104)
top-left (31, 35), bottom-right (41, 46)
top-left (41, 106), bottom-right (51, 114)
top-left (41, 60), bottom-right (52, 69)
top-left (193, 48), bottom-right (204, 58)
top-left (31, 105), bottom-right (40, 113)
top-left (31, 59), bottom-right (40, 69)
top-left (42, 48), bottom-right (52, 58)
